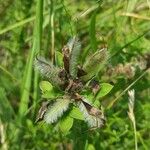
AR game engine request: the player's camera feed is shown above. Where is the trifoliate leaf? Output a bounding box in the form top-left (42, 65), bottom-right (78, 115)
top-left (44, 97), bottom-right (70, 124)
top-left (69, 106), bottom-right (84, 120)
top-left (69, 37), bottom-right (81, 78)
top-left (81, 48), bottom-right (108, 81)
top-left (96, 83), bottom-right (113, 98)
top-left (59, 116), bottom-right (74, 133)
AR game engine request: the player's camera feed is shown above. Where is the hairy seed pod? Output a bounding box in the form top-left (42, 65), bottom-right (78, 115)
top-left (81, 48), bottom-right (108, 81)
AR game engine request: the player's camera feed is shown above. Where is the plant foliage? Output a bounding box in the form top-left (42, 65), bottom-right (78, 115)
top-left (35, 38), bottom-right (111, 131)
top-left (0, 0), bottom-right (150, 149)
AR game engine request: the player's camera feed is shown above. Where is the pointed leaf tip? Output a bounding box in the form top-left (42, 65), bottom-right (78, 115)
top-left (96, 83), bottom-right (113, 98)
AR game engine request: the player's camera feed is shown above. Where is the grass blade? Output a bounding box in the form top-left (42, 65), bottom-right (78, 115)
top-left (89, 10), bottom-right (97, 52)
top-left (19, 0), bottom-right (43, 116)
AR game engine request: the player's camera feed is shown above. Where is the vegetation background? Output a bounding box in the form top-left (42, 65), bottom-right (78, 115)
top-left (0, 0), bottom-right (150, 149)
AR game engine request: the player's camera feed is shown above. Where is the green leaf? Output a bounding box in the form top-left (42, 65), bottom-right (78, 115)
top-left (96, 83), bottom-right (114, 98)
top-left (55, 51), bottom-right (63, 67)
top-left (59, 116), bottom-right (74, 133)
top-left (41, 92), bottom-right (55, 99)
top-left (40, 82), bottom-right (53, 98)
top-left (87, 144), bottom-right (95, 150)
top-left (42, 90), bottom-right (62, 99)
top-left (89, 10), bottom-right (97, 52)
top-left (81, 93), bottom-right (94, 104)
top-left (39, 81), bottom-right (53, 92)
top-left (69, 106), bottom-right (84, 120)
top-left (19, 0), bottom-right (43, 116)
top-left (81, 91), bottom-right (100, 107)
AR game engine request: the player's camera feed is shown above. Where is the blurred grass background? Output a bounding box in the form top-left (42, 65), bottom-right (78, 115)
top-left (0, 0), bottom-right (150, 149)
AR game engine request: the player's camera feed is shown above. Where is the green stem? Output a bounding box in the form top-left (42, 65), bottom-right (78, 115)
top-left (50, 0), bottom-right (55, 63)
top-left (107, 69), bottom-right (148, 109)
top-left (133, 119), bottom-right (138, 150)
top-left (33, 0), bottom-right (43, 114)
top-left (19, 0), bottom-right (43, 116)
top-left (0, 65), bottom-right (17, 82)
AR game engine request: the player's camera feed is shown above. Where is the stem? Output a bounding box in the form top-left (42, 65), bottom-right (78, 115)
top-left (133, 119), bottom-right (138, 150)
top-left (0, 65), bottom-right (17, 82)
top-left (107, 69), bottom-right (148, 109)
top-left (50, 0), bottom-right (55, 63)
top-left (19, 0), bottom-right (43, 116)
top-left (0, 121), bottom-right (8, 150)
top-left (33, 0), bottom-right (43, 111)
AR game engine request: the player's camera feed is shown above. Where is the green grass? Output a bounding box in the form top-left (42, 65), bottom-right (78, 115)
top-left (0, 0), bottom-right (150, 149)
top-left (19, 0), bottom-right (43, 116)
